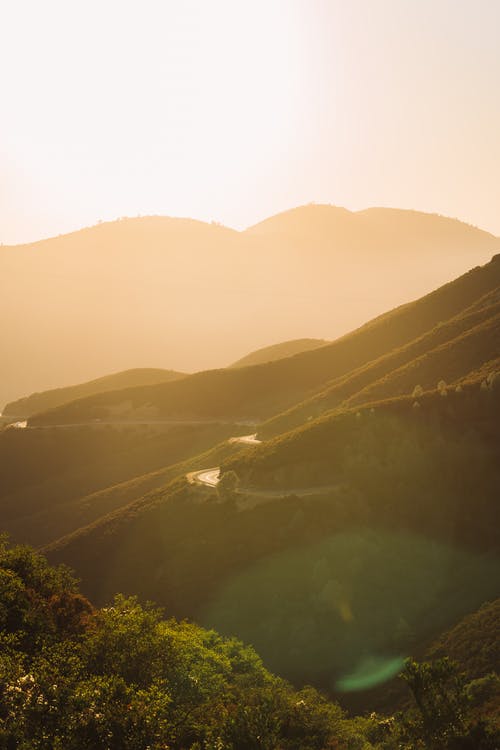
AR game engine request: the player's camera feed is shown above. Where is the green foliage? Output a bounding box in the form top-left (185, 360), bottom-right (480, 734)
top-left (0, 540), bottom-right (371, 749)
top-left (1, 541), bottom-right (498, 749)
top-left (40, 383), bottom-right (499, 719)
top-left (385, 658), bottom-right (500, 749)
top-left (426, 599), bottom-right (500, 680)
top-left (399, 658), bottom-right (468, 746)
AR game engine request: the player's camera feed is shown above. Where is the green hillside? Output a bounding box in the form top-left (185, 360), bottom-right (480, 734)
top-left (45, 383), bottom-right (500, 708)
top-left (2, 368), bottom-right (184, 417)
top-left (0, 422), bottom-right (245, 547)
top-left (28, 255), bottom-right (500, 427)
top-left (2, 257), bottom-right (498, 720)
top-left (261, 291), bottom-right (500, 436)
top-left (426, 599), bottom-right (500, 681)
top-left (4, 539), bottom-right (497, 748)
top-left (230, 338), bottom-right (329, 368)
top-left (0, 539), bottom-right (374, 749)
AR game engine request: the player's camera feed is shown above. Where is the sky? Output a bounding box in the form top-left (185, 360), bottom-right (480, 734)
top-left (1, 0), bottom-right (499, 244)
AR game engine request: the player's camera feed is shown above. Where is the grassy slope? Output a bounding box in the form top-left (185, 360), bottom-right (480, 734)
top-left (346, 307), bottom-right (500, 406)
top-left (45, 385), bottom-right (500, 707)
top-left (230, 338), bottom-right (329, 368)
top-left (224, 381), bottom-right (499, 493)
top-left (29, 256), bottom-right (500, 427)
top-left (261, 293), bottom-right (500, 436)
top-left (17, 431), bottom-right (256, 550)
top-left (0, 422), bottom-right (246, 547)
top-left (3, 368), bottom-right (184, 417)
top-left (8, 255), bottom-right (498, 714)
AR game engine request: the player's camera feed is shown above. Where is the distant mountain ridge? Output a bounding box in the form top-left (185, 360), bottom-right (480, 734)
top-left (230, 338), bottom-right (329, 368)
top-left (1, 205), bottom-right (498, 407)
top-left (3, 368), bottom-right (184, 418)
top-left (28, 254), bottom-right (500, 428)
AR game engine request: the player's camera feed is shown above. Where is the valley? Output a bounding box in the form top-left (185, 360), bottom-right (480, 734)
top-left (1, 250), bottom-right (498, 727)
top-left (3, 6), bottom-right (499, 744)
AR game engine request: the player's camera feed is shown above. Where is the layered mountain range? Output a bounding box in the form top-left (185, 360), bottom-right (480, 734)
top-left (2, 205), bottom-right (498, 407)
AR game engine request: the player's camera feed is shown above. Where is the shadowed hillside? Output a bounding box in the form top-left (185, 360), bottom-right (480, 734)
top-left (44, 383), bottom-right (500, 710)
top-left (2, 207), bottom-right (498, 407)
top-left (0, 421), bottom-right (246, 547)
top-left (2, 257), bottom-right (497, 713)
top-left (3, 368), bottom-right (184, 418)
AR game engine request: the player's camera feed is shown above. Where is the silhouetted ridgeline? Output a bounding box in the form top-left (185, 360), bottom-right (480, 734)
top-left (2, 206), bottom-right (498, 407)
top-left (229, 338), bottom-right (330, 368)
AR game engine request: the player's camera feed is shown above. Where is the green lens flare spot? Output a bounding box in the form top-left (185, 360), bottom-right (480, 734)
top-left (336, 655), bottom-right (405, 692)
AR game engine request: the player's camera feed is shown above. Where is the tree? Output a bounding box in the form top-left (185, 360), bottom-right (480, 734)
top-left (217, 471), bottom-right (240, 503)
top-left (394, 658), bottom-right (499, 749)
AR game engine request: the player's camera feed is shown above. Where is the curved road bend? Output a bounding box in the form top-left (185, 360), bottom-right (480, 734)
top-left (187, 434), bottom-right (262, 488)
top-left (188, 433), bottom-right (342, 499)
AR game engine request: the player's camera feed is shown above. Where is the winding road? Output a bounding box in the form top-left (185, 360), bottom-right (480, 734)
top-left (187, 434), bottom-right (261, 488)
top-left (187, 433), bottom-right (342, 502)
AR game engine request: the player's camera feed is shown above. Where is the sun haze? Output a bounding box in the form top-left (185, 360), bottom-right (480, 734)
top-left (1, 0), bottom-right (499, 244)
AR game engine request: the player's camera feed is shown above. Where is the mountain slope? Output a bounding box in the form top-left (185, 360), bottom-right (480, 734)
top-left (2, 207), bottom-right (498, 407)
top-left (261, 288), bottom-right (500, 436)
top-left (3, 367), bottom-right (184, 418)
top-left (29, 255), bottom-right (500, 427)
top-left (45, 384), bottom-right (500, 704)
top-left (230, 338), bottom-right (329, 368)
top-left (426, 599), bottom-right (500, 680)
top-left (0, 421), bottom-right (244, 547)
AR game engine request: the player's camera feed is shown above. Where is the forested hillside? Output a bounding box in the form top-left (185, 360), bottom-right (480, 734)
top-left (1, 539), bottom-right (498, 748)
top-left (44, 382), bottom-right (500, 711)
top-left (1, 257), bottom-right (498, 728)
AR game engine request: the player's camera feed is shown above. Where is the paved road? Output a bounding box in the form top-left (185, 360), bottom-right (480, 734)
top-left (5, 420), bottom-right (28, 430)
top-left (1, 418), bottom-right (257, 431)
top-left (228, 433), bottom-right (261, 446)
top-left (187, 434), bottom-right (262, 488)
top-left (187, 467), bottom-right (221, 487)
top-left (187, 433), bottom-right (341, 501)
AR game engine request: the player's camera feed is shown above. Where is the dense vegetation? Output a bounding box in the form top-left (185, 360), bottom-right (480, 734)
top-left (1, 540), bottom-right (498, 749)
top-left (43, 381), bottom-right (499, 710)
top-left (1, 257), bottom-right (499, 746)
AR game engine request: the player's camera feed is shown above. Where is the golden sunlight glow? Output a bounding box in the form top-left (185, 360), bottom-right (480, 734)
top-left (1, 0), bottom-right (499, 242)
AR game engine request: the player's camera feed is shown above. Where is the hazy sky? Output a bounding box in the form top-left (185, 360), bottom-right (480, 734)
top-left (1, 0), bottom-right (499, 244)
